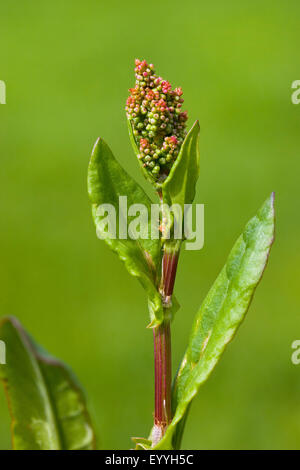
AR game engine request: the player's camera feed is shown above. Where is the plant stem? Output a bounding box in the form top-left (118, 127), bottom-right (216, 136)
top-left (152, 193), bottom-right (181, 444)
top-left (153, 316), bottom-right (172, 441)
top-left (161, 244), bottom-right (180, 306)
top-left (152, 243), bottom-right (181, 445)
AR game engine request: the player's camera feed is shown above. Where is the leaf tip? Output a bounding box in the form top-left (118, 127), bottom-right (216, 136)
top-left (91, 136), bottom-right (103, 159)
top-left (270, 191), bottom-right (275, 210)
top-left (258, 191), bottom-right (276, 225)
top-left (0, 315), bottom-right (21, 331)
top-left (186, 119), bottom-right (200, 137)
top-left (193, 119), bottom-right (200, 132)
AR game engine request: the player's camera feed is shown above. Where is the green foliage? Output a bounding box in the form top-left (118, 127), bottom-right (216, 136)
top-left (0, 316), bottom-right (96, 450)
top-left (154, 193), bottom-right (275, 449)
top-left (88, 137), bottom-right (164, 327)
top-left (162, 120), bottom-right (200, 212)
top-left (88, 122), bottom-right (275, 451)
top-left (0, 2), bottom-right (295, 451)
top-left (127, 117), bottom-right (200, 208)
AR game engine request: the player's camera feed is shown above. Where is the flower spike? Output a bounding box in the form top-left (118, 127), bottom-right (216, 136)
top-left (126, 59), bottom-right (188, 182)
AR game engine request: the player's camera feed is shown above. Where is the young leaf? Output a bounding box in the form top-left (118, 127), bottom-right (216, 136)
top-left (162, 120), bottom-right (200, 211)
top-left (88, 137), bottom-right (164, 327)
top-left (0, 316), bottom-right (96, 450)
top-left (154, 193), bottom-right (275, 449)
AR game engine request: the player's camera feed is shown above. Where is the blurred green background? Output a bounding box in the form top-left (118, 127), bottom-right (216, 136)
top-left (0, 0), bottom-right (299, 450)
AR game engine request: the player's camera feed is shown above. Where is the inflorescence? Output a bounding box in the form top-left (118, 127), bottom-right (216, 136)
top-left (126, 59), bottom-right (188, 181)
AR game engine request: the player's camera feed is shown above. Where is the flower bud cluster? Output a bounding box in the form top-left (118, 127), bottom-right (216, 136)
top-left (126, 59), bottom-right (188, 181)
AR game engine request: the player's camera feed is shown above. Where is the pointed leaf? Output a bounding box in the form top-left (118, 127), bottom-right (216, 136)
top-left (155, 193), bottom-right (275, 449)
top-left (162, 120), bottom-right (200, 211)
top-left (0, 316), bottom-right (96, 450)
top-left (88, 137), bottom-right (164, 327)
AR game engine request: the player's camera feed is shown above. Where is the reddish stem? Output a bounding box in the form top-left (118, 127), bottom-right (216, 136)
top-left (162, 250), bottom-right (180, 297)
top-left (153, 319), bottom-right (172, 435)
top-left (153, 193), bottom-right (181, 442)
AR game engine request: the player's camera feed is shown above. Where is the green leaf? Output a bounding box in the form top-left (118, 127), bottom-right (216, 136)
top-left (162, 120), bottom-right (200, 212)
top-left (131, 436), bottom-right (152, 450)
top-left (88, 137), bottom-right (164, 327)
top-left (127, 118), bottom-right (200, 203)
top-left (0, 316), bottom-right (96, 450)
top-left (155, 193), bottom-right (275, 449)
